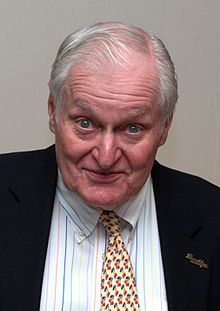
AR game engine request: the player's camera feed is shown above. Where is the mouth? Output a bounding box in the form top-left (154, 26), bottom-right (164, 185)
top-left (83, 169), bottom-right (124, 183)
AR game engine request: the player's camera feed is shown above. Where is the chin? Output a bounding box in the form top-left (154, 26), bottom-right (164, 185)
top-left (80, 190), bottom-right (126, 211)
top-left (87, 198), bottom-right (122, 211)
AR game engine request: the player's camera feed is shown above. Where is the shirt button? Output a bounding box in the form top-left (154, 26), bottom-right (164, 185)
top-left (128, 236), bottom-right (133, 243)
top-left (102, 253), bottom-right (106, 260)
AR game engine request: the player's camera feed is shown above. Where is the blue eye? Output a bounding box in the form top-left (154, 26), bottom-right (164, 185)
top-left (79, 119), bottom-right (92, 128)
top-left (127, 125), bottom-right (141, 133)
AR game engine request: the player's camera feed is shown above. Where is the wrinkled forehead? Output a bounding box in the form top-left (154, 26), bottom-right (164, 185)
top-left (67, 50), bottom-right (159, 94)
top-left (60, 51), bottom-right (161, 120)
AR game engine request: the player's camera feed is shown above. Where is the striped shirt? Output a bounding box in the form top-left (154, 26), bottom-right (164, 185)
top-left (40, 172), bottom-right (168, 310)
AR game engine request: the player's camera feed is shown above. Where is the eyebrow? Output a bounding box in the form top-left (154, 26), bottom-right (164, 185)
top-left (72, 99), bottom-right (151, 121)
top-left (124, 107), bottom-right (150, 121)
top-left (72, 100), bottom-right (93, 114)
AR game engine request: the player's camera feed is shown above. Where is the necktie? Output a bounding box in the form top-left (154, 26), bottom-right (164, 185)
top-left (99, 211), bottom-right (140, 310)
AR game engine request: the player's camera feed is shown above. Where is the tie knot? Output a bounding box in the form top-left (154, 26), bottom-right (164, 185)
top-left (99, 211), bottom-right (121, 237)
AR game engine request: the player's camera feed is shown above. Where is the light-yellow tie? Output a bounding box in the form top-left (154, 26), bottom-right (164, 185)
top-left (99, 211), bottom-right (140, 310)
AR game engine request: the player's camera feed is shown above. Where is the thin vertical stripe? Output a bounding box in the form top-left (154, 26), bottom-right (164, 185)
top-left (93, 224), bottom-right (101, 311)
top-left (134, 222), bottom-right (138, 283)
top-left (44, 238), bottom-right (51, 311)
top-left (142, 204), bottom-right (146, 308)
top-left (70, 234), bottom-right (76, 311)
top-left (150, 205), bottom-right (155, 311)
top-left (85, 240), bottom-right (91, 311)
top-left (53, 202), bottom-right (61, 311)
top-left (77, 246), bottom-right (83, 309)
top-left (61, 216), bottom-right (68, 311)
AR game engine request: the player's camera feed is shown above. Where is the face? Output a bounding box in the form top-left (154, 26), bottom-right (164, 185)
top-left (48, 52), bottom-right (172, 210)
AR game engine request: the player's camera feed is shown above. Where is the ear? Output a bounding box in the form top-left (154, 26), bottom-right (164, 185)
top-left (159, 115), bottom-right (173, 146)
top-left (48, 94), bottom-right (56, 133)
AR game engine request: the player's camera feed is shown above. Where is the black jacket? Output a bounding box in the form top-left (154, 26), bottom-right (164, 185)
top-left (0, 145), bottom-right (219, 311)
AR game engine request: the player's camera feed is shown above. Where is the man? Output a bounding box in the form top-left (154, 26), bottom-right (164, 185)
top-left (0, 22), bottom-right (219, 311)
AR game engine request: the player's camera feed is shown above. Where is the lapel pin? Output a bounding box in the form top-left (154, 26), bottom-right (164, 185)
top-left (186, 253), bottom-right (208, 269)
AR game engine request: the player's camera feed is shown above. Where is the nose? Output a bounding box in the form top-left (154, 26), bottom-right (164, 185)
top-left (92, 132), bottom-right (122, 169)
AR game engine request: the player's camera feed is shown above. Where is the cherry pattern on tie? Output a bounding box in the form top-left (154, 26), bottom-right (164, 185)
top-left (99, 211), bottom-right (140, 311)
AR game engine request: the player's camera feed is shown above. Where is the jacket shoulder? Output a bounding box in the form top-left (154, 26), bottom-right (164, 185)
top-left (152, 161), bottom-right (220, 222)
top-left (0, 145), bottom-right (56, 181)
top-left (0, 145), bottom-right (54, 162)
top-left (152, 161), bottom-right (220, 193)
top-left (152, 161), bottom-right (220, 245)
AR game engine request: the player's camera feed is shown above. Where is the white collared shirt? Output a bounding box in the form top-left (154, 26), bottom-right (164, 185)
top-left (40, 173), bottom-right (168, 310)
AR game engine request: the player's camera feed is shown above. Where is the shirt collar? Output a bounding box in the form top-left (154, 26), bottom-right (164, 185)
top-left (57, 170), bottom-right (101, 242)
top-left (57, 170), bottom-right (151, 241)
top-left (115, 176), bottom-right (151, 230)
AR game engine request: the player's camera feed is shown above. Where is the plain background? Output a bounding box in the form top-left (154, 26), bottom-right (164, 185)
top-left (0, 0), bottom-right (219, 186)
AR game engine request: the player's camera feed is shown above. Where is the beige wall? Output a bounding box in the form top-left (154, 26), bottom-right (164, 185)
top-left (0, 0), bottom-right (219, 186)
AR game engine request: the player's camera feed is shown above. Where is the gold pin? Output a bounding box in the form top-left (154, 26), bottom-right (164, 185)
top-left (186, 253), bottom-right (208, 269)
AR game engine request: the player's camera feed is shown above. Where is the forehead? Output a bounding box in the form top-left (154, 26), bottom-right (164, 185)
top-left (69, 51), bottom-right (158, 91)
top-left (62, 52), bottom-right (161, 120)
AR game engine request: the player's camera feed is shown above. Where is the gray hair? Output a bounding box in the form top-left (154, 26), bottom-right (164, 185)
top-left (49, 22), bottom-right (178, 121)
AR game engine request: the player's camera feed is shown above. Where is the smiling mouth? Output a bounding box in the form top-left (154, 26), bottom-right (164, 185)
top-left (84, 169), bottom-right (124, 183)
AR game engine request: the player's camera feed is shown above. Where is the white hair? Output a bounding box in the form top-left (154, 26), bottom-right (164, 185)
top-left (49, 22), bottom-right (178, 121)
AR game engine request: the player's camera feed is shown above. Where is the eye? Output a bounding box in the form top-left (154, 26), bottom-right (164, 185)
top-left (127, 125), bottom-right (142, 134)
top-left (78, 118), bottom-right (93, 129)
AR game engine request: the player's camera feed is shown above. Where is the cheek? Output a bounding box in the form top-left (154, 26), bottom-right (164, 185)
top-left (56, 140), bottom-right (82, 166)
top-left (55, 134), bottom-right (84, 190)
top-left (55, 129), bottom-right (97, 175)
top-left (54, 129), bottom-right (78, 172)
top-left (55, 126), bottom-right (81, 157)
top-left (128, 141), bottom-right (159, 171)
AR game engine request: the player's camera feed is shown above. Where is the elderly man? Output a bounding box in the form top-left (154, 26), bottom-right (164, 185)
top-left (0, 22), bottom-right (219, 311)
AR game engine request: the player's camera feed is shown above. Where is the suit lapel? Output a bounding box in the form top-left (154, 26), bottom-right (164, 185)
top-left (1, 146), bottom-right (57, 310)
top-left (152, 162), bottom-right (212, 311)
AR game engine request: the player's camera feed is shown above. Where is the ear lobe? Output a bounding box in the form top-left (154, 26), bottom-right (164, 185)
top-left (48, 94), bottom-right (56, 133)
top-left (159, 115), bottom-right (173, 146)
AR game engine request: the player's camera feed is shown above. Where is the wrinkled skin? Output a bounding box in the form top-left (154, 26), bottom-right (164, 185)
top-left (48, 52), bottom-right (172, 210)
